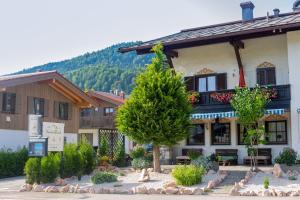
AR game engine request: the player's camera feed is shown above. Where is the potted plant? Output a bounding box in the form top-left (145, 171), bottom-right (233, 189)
top-left (188, 91), bottom-right (200, 104)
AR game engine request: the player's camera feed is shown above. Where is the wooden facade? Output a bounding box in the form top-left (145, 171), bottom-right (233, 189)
top-left (0, 83), bottom-right (80, 133)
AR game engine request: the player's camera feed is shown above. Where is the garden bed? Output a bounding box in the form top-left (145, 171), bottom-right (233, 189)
top-left (230, 164), bottom-right (300, 197)
top-left (20, 167), bottom-right (228, 195)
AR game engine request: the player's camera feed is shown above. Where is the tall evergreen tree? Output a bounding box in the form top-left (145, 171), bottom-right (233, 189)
top-left (116, 44), bottom-right (192, 172)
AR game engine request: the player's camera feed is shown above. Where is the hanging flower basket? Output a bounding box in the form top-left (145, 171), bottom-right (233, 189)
top-left (187, 91), bottom-right (200, 105)
top-left (210, 92), bottom-right (234, 103)
top-left (262, 88), bottom-right (278, 99)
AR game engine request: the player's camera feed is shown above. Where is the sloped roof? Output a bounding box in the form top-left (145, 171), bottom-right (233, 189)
top-left (120, 12), bottom-right (300, 54)
top-left (0, 71), bottom-right (98, 108)
top-left (87, 91), bottom-right (125, 106)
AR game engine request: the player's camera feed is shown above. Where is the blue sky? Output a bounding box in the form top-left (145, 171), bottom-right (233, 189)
top-left (0, 0), bottom-right (296, 75)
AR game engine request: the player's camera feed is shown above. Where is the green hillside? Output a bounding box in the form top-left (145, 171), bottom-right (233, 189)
top-left (16, 42), bottom-right (153, 93)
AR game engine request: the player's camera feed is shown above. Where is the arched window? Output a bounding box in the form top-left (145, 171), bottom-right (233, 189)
top-left (256, 62), bottom-right (276, 86)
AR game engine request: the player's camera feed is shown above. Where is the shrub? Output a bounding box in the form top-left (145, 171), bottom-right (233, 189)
top-left (40, 153), bottom-right (60, 183)
top-left (129, 146), bottom-right (146, 159)
top-left (91, 172), bottom-right (118, 184)
top-left (263, 177), bottom-right (269, 189)
top-left (62, 144), bottom-right (83, 178)
top-left (187, 150), bottom-right (202, 160)
top-left (131, 158), bottom-right (151, 169)
top-left (113, 141), bottom-right (126, 167)
top-left (274, 148), bottom-right (297, 166)
top-left (79, 137), bottom-right (96, 175)
top-left (0, 147), bottom-right (28, 178)
top-left (99, 137), bottom-right (109, 157)
top-left (24, 158), bottom-right (41, 184)
top-left (191, 155), bottom-right (219, 172)
top-left (172, 165), bottom-right (205, 186)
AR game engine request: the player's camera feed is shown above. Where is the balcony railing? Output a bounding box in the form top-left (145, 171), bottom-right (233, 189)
top-left (193, 85), bottom-right (291, 113)
top-left (80, 115), bottom-right (115, 129)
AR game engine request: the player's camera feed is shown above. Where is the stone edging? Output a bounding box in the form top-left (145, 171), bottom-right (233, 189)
top-left (20, 170), bottom-right (229, 195)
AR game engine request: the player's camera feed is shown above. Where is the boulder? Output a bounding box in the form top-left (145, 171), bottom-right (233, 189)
top-left (55, 178), bottom-right (66, 186)
top-left (147, 187), bottom-right (157, 194)
top-left (20, 184), bottom-right (33, 192)
top-left (180, 187), bottom-right (193, 195)
top-left (60, 185), bottom-right (70, 193)
top-left (277, 191), bottom-right (287, 197)
top-left (291, 191), bottom-right (300, 197)
top-left (136, 186), bottom-right (148, 194)
top-left (138, 169), bottom-right (150, 182)
top-left (273, 164), bottom-right (284, 178)
top-left (192, 188), bottom-right (204, 195)
top-left (163, 181), bottom-right (177, 189)
top-left (165, 187), bottom-right (178, 195)
top-left (32, 184), bottom-right (44, 192)
top-left (262, 189), bottom-right (271, 197)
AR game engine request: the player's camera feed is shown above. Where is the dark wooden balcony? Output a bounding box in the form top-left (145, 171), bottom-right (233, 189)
top-left (80, 110), bottom-right (116, 129)
top-left (193, 85), bottom-right (291, 113)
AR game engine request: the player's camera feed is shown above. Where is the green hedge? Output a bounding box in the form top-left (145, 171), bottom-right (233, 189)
top-left (41, 153), bottom-right (60, 183)
top-left (0, 147), bottom-right (28, 179)
top-left (62, 144), bottom-right (83, 178)
top-left (79, 137), bottom-right (96, 175)
top-left (172, 165), bottom-right (206, 186)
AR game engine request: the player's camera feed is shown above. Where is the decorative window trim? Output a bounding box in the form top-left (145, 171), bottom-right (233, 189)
top-left (257, 62), bottom-right (275, 68)
top-left (195, 68), bottom-right (215, 75)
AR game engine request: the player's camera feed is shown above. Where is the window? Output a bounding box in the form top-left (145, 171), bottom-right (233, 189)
top-left (196, 73), bottom-right (227, 92)
top-left (104, 107), bottom-right (114, 116)
top-left (80, 133), bottom-right (93, 146)
top-left (59, 102), bottom-right (69, 120)
top-left (237, 124), bottom-right (247, 145)
top-left (211, 123), bottom-right (231, 145)
top-left (265, 121), bottom-right (287, 145)
top-left (2, 92), bottom-right (16, 114)
top-left (187, 124), bottom-right (205, 145)
top-left (33, 98), bottom-right (45, 116)
top-left (257, 68), bottom-right (276, 86)
top-left (81, 108), bottom-right (92, 117)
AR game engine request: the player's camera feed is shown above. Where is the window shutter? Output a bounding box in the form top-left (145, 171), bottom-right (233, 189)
top-left (10, 93), bottom-right (16, 114)
top-left (257, 69), bottom-right (266, 85)
top-left (27, 96), bottom-right (34, 114)
top-left (44, 99), bottom-right (49, 117)
top-left (53, 101), bottom-right (59, 119)
top-left (0, 92), bottom-right (3, 112)
top-left (184, 76), bottom-right (195, 91)
top-left (216, 73), bottom-right (227, 90)
top-left (267, 68), bottom-right (276, 85)
top-left (68, 103), bottom-right (72, 120)
top-left (15, 93), bottom-right (21, 114)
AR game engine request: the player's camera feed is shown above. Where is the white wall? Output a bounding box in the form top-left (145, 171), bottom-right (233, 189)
top-left (64, 133), bottom-right (78, 144)
top-left (172, 34), bottom-right (289, 88)
top-left (287, 30), bottom-right (300, 154)
top-left (173, 117), bottom-right (291, 164)
top-left (0, 129), bottom-right (28, 150)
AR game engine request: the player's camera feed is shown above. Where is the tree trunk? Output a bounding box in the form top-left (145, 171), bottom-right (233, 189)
top-left (153, 145), bottom-right (161, 173)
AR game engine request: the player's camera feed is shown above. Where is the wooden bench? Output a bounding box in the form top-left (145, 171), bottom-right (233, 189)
top-left (244, 148), bottom-right (272, 165)
top-left (176, 148), bottom-right (202, 164)
top-left (216, 149), bottom-right (238, 166)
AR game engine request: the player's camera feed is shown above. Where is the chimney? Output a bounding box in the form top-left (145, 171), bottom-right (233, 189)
top-left (294, 0), bottom-right (300, 12)
top-left (273, 8), bottom-right (280, 17)
top-left (119, 91), bottom-right (125, 100)
top-left (240, 1), bottom-right (255, 21)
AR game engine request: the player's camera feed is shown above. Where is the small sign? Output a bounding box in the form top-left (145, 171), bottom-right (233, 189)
top-left (28, 115), bottom-right (43, 137)
top-left (43, 122), bottom-right (64, 152)
top-left (28, 137), bottom-right (48, 157)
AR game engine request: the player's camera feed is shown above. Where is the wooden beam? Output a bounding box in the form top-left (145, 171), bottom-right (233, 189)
top-left (230, 40), bottom-right (244, 70)
top-left (164, 50), bottom-right (178, 58)
top-left (49, 83), bottom-right (81, 104)
top-left (53, 82), bottom-right (83, 103)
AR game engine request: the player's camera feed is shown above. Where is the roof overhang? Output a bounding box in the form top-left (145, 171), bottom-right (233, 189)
top-left (0, 71), bottom-right (98, 108)
top-left (120, 21), bottom-right (300, 55)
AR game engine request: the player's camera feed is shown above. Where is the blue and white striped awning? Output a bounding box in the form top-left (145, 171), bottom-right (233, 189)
top-left (191, 109), bottom-right (285, 120)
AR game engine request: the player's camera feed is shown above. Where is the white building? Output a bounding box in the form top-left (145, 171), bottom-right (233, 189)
top-left (120, 1), bottom-right (300, 164)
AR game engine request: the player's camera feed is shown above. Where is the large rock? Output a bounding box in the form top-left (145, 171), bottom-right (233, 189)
top-left (60, 185), bottom-right (70, 193)
top-left (138, 169), bottom-right (150, 182)
top-left (165, 187), bottom-right (178, 195)
top-left (163, 181), bottom-right (177, 189)
top-left (273, 164), bottom-right (284, 178)
top-left (136, 186), bottom-right (148, 194)
top-left (32, 184), bottom-right (44, 192)
top-left (179, 187), bottom-right (193, 195)
top-left (192, 188), bottom-right (204, 195)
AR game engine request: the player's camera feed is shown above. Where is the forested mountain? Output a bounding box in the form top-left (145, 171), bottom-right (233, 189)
top-left (16, 42), bottom-right (154, 93)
